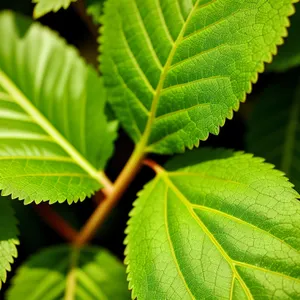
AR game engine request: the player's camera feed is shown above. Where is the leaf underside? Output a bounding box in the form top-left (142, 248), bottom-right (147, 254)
top-left (125, 149), bottom-right (300, 299)
top-left (0, 12), bottom-right (116, 204)
top-left (0, 197), bottom-right (19, 289)
top-left (7, 245), bottom-right (130, 300)
top-left (269, 3), bottom-right (300, 72)
top-left (101, 0), bottom-right (297, 154)
top-left (32, 0), bottom-right (76, 18)
top-left (247, 74), bottom-right (300, 191)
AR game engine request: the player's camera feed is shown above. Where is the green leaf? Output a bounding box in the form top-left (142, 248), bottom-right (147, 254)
top-left (269, 3), bottom-right (300, 72)
top-left (7, 245), bottom-right (130, 299)
top-left (101, 0), bottom-right (296, 155)
top-left (247, 74), bottom-right (300, 191)
top-left (125, 148), bottom-right (300, 299)
top-left (0, 11), bottom-right (116, 204)
top-left (0, 197), bottom-right (19, 289)
top-left (86, 0), bottom-right (105, 25)
top-left (33, 0), bottom-right (76, 18)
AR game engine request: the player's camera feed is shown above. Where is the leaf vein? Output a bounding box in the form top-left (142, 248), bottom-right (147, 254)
top-left (164, 185), bottom-right (195, 299)
top-left (162, 174), bottom-right (254, 299)
top-left (156, 0), bottom-right (175, 44)
top-left (155, 103), bottom-right (210, 122)
top-left (132, 0), bottom-right (164, 69)
top-left (191, 204), bottom-right (298, 252)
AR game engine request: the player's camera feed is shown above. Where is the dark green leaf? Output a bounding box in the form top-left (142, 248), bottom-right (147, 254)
top-left (247, 74), bottom-right (300, 191)
top-left (86, 0), bottom-right (105, 24)
top-left (7, 245), bottom-right (130, 299)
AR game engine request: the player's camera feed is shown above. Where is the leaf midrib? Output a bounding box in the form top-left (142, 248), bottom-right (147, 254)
top-left (164, 185), bottom-right (195, 299)
top-left (65, 248), bottom-right (79, 300)
top-left (139, 0), bottom-right (203, 151)
top-left (0, 69), bottom-right (104, 185)
top-left (191, 204), bottom-right (299, 254)
top-left (159, 172), bottom-right (254, 299)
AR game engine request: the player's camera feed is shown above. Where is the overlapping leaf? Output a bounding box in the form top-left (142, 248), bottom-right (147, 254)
top-left (126, 149), bottom-right (300, 299)
top-left (269, 3), bottom-right (300, 72)
top-left (7, 245), bottom-right (130, 299)
top-left (0, 12), bottom-right (116, 204)
top-left (247, 74), bottom-right (300, 191)
top-left (33, 0), bottom-right (76, 18)
top-left (0, 197), bottom-right (19, 289)
top-left (101, 0), bottom-right (297, 154)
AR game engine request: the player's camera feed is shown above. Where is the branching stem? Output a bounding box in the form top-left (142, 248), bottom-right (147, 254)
top-left (74, 144), bottom-right (146, 247)
top-left (143, 158), bottom-right (164, 174)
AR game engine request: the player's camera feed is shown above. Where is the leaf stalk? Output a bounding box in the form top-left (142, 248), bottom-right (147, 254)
top-left (74, 143), bottom-right (146, 247)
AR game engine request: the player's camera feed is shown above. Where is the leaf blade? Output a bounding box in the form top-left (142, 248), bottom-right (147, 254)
top-left (7, 245), bottom-right (130, 300)
top-left (33, 0), bottom-right (76, 18)
top-left (102, 0), bottom-right (297, 154)
top-left (0, 197), bottom-right (19, 289)
top-left (0, 12), bottom-right (115, 203)
top-left (269, 3), bottom-right (300, 72)
top-left (125, 149), bottom-right (300, 299)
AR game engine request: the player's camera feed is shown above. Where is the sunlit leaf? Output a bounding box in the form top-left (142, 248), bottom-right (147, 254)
top-left (126, 149), bottom-right (300, 299)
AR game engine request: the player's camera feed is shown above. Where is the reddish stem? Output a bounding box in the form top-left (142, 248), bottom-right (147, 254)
top-left (93, 190), bottom-right (105, 205)
top-left (143, 158), bottom-right (164, 174)
top-left (34, 203), bottom-right (78, 243)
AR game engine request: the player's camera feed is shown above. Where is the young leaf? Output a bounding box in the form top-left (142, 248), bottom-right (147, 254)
top-left (0, 12), bottom-right (116, 204)
top-left (247, 74), bottom-right (300, 191)
top-left (0, 197), bottom-right (19, 289)
top-left (33, 0), bottom-right (76, 18)
top-left (101, 0), bottom-right (297, 155)
top-left (125, 149), bottom-right (300, 299)
top-left (269, 3), bottom-right (300, 72)
top-left (7, 245), bottom-right (130, 299)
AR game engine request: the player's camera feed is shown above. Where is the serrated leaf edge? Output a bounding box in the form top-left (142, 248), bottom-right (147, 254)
top-left (0, 12), bottom-right (108, 204)
top-left (99, 0), bottom-right (299, 156)
top-left (124, 149), bottom-right (300, 299)
top-left (0, 199), bottom-right (19, 289)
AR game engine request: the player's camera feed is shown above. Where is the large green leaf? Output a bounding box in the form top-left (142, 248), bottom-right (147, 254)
top-left (33, 0), bottom-right (76, 18)
top-left (247, 74), bottom-right (300, 191)
top-left (7, 245), bottom-right (130, 299)
top-left (0, 197), bottom-right (19, 289)
top-left (269, 3), bottom-right (300, 72)
top-left (0, 12), bottom-right (116, 204)
top-left (101, 0), bottom-right (297, 155)
top-left (125, 149), bottom-right (300, 299)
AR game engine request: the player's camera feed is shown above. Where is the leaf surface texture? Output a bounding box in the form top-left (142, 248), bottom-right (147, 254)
top-left (7, 245), bottom-right (130, 300)
top-left (0, 12), bottom-right (116, 204)
top-left (126, 149), bottom-right (300, 299)
top-left (102, 0), bottom-right (297, 154)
